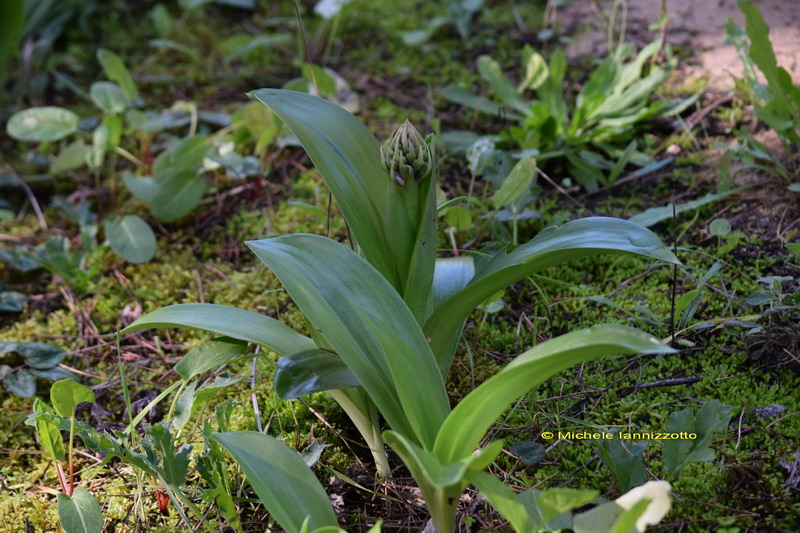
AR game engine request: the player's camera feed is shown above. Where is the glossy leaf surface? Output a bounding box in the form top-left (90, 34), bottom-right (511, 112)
top-left (123, 303), bottom-right (315, 355)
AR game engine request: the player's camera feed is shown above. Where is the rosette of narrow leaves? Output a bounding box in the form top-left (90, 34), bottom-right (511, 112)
top-left (123, 91), bottom-right (679, 485)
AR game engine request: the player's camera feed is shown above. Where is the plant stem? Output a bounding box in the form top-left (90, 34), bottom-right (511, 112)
top-left (55, 461), bottom-right (69, 494)
top-left (428, 487), bottom-right (458, 533)
top-left (330, 389), bottom-right (391, 478)
top-left (68, 415), bottom-right (75, 496)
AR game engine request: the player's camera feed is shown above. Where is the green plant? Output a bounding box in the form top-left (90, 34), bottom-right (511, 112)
top-left (124, 90), bottom-right (678, 475)
top-left (0, 341), bottom-right (72, 398)
top-left (4, 47), bottom-right (278, 266)
top-left (218, 427), bottom-right (671, 533)
top-left (29, 352), bottom-right (245, 532)
top-left (29, 379), bottom-right (103, 533)
top-left (401, 0), bottom-right (485, 46)
top-left (593, 430), bottom-right (648, 492)
top-left (727, 248), bottom-right (800, 361)
top-left (732, 1), bottom-right (800, 153)
top-left (121, 91), bottom-right (681, 530)
top-left (662, 400), bottom-right (732, 478)
top-left (0, 279), bottom-right (27, 312)
top-left (0, 199), bottom-right (121, 292)
top-left (443, 40), bottom-right (694, 190)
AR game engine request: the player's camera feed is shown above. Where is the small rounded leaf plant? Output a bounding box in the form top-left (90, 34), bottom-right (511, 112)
top-left (124, 90), bottom-right (679, 531)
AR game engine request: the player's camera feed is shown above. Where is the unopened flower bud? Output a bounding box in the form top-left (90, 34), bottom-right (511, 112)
top-left (380, 119), bottom-right (432, 187)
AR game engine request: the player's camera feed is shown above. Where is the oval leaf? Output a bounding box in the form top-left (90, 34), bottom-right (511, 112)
top-left (4, 369), bottom-right (36, 397)
top-left (6, 106), bottom-right (79, 142)
top-left (57, 486), bottom-right (103, 533)
top-left (150, 169), bottom-right (207, 222)
top-left (105, 215), bottom-right (157, 264)
top-left (33, 398), bottom-right (66, 461)
top-left (50, 379), bottom-right (95, 418)
top-left (174, 337), bottom-right (246, 381)
top-left (90, 81), bottom-right (128, 115)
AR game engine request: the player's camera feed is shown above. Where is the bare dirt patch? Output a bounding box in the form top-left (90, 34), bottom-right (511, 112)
top-left (562, 0), bottom-right (800, 89)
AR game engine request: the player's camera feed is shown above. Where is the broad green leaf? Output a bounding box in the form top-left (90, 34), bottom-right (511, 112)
top-left (565, 152), bottom-right (603, 191)
top-left (152, 136), bottom-right (209, 177)
top-left (740, 1), bottom-right (796, 102)
top-left (97, 48), bottom-right (139, 102)
top-left (248, 234), bottom-right (449, 447)
top-left (1, 341), bottom-right (66, 369)
top-left (57, 487), bottom-right (103, 533)
top-left (424, 218), bottom-right (680, 373)
top-left (492, 157), bottom-right (536, 208)
top-left (51, 379), bottom-right (95, 418)
top-left (123, 173), bottom-right (159, 204)
top-left (4, 369), bottom-right (35, 397)
top-left (432, 257), bottom-right (475, 310)
top-left (102, 114), bottom-right (123, 148)
top-left (0, 290), bottom-right (27, 312)
top-left (150, 169), bottom-right (207, 222)
top-left (174, 337), bottom-right (246, 380)
top-left (33, 399), bottom-right (65, 461)
top-left (444, 206), bottom-right (472, 231)
top-left (6, 107), bottom-right (79, 142)
top-left (149, 38), bottom-right (199, 59)
top-left (466, 471), bottom-right (535, 532)
top-left (248, 89), bottom-right (396, 285)
top-left (29, 367), bottom-right (76, 382)
top-left (51, 141), bottom-right (91, 174)
top-left (594, 433), bottom-right (647, 491)
top-left (90, 82), bottom-right (128, 115)
top-left (213, 431), bottom-right (338, 533)
top-left (105, 215), bottom-right (157, 264)
top-left (434, 325), bottom-right (674, 462)
top-left (709, 218), bottom-right (731, 236)
top-left (663, 400), bottom-right (732, 475)
top-left (509, 441), bottom-right (545, 466)
top-left (629, 188), bottom-right (743, 227)
top-left (275, 349), bottom-right (361, 399)
top-left (122, 303), bottom-right (315, 355)
top-left (301, 64), bottom-right (336, 96)
top-left (477, 55), bottom-right (530, 116)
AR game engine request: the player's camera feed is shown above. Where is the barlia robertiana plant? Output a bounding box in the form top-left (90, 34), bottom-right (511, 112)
top-left (123, 90), bottom-right (679, 530)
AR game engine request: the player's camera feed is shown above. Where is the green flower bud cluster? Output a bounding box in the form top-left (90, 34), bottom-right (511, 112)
top-left (380, 119), bottom-right (432, 187)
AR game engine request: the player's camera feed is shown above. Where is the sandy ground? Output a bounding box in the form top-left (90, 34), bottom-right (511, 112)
top-left (561, 0), bottom-right (800, 88)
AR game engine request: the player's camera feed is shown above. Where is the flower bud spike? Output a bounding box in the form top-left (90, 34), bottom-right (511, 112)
top-left (381, 119), bottom-right (432, 186)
